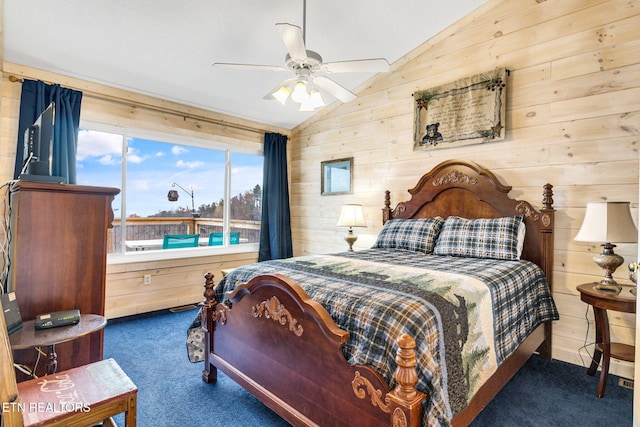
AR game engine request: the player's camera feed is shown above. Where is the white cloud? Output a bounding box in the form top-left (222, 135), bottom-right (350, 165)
top-left (98, 154), bottom-right (119, 165)
top-left (77, 129), bottom-right (121, 160)
top-left (172, 146), bottom-right (188, 155)
top-left (176, 159), bottom-right (204, 169)
top-left (127, 153), bottom-right (144, 164)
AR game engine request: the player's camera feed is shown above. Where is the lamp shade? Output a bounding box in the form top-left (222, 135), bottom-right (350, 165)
top-left (272, 86), bottom-right (291, 105)
top-left (291, 81), bottom-right (308, 104)
top-left (337, 204), bottom-right (366, 228)
top-left (574, 202), bottom-right (638, 243)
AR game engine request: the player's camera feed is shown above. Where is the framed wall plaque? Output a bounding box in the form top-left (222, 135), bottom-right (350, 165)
top-left (321, 158), bottom-right (352, 195)
top-left (413, 68), bottom-right (508, 151)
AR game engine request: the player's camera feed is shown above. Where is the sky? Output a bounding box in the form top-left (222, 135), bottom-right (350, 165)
top-left (75, 129), bottom-right (263, 217)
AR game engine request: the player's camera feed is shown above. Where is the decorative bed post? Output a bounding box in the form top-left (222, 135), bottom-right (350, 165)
top-left (384, 334), bottom-right (426, 426)
top-left (199, 272), bottom-right (217, 384)
top-left (537, 183), bottom-right (555, 359)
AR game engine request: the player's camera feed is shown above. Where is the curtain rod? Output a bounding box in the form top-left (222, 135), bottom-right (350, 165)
top-left (6, 74), bottom-right (284, 138)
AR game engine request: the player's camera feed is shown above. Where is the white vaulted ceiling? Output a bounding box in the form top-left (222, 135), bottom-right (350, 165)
top-left (3, 0), bottom-right (486, 129)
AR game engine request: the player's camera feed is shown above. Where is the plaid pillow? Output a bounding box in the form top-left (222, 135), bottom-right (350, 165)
top-left (373, 217), bottom-right (444, 254)
top-left (433, 215), bottom-right (524, 260)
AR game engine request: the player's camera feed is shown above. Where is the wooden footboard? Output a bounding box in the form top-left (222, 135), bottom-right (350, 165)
top-left (200, 272), bottom-right (426, 427)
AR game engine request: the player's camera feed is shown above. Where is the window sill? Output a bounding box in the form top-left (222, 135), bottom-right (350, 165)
top-left (107, 243), bottom-right (259, 265)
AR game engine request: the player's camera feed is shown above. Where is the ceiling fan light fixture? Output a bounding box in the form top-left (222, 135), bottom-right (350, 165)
top-left (272, 85), bottom-right (291, 105)
top-left (213, 0), bottom-right (390, 113)
top-left (307, 90), bottom-right (325, 108)
top-left (299, 101), bottom-right (314, 112)
top-left (291, 80), bottom-right (309, 103)
top-left (299, 90), bottom-right (324, 112)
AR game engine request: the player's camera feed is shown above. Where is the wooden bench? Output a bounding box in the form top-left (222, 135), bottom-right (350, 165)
top-left (1, 300), bottom-right (138, 427)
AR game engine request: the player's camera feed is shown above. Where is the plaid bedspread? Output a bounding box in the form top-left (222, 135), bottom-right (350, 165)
top-left (203, 249), bottom-right (558, 426)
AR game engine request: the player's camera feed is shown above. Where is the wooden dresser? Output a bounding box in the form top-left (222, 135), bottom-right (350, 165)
top-left (8, 181), bottom-right (119, 380)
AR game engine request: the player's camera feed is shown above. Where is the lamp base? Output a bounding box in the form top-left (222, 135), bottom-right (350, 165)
top-left (594, 280), bottom-right (622, 293)
top-left (593, 243), bottom-right (624, 293)
top-left (344, 229), bottom-right (357, 252)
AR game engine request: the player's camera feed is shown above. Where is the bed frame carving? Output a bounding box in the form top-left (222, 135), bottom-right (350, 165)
top-left (253, 296), bottom-right (304, 336)
top-left (200, 159), bottom-right (555, 427)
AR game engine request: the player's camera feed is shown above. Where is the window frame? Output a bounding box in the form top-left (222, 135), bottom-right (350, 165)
top-left (79, 120), bottom-right (262, 264)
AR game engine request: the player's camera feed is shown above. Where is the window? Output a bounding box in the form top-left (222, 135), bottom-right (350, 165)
top-left (76, 125), bottom-right (263, 257)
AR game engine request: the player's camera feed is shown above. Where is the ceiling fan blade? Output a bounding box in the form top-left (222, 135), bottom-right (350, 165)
top-left (312, 76), bottom-right (356, 103)
top-left (213, 62), bottom-right (288, 72)
top-left (321, 59), bottom-right (390, 73)
top-left (276, 23), bottom-right (307, 61)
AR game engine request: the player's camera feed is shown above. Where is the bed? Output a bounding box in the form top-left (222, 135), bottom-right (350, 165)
top-left (191, 159), bottom-right (558, 427)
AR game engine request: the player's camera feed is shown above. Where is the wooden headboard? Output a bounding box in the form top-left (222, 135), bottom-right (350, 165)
top-left (382, 159), bottom-right (555, 289)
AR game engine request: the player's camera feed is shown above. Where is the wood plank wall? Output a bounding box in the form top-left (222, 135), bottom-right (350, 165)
top-left (0, 62), bottom-right (289, 319)
top-left (289, 0), bottom-right (639, 379)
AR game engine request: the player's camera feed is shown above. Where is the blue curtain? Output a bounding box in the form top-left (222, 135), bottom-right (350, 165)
top-left (13, 79), bottom-right (83, 184)
top-left (258, 132), bottom-right (293, 261)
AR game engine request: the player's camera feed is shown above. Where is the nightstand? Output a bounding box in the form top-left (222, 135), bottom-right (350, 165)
top-left (10, 314), bottom-right (107, 376)
top-left (577, 283), bottom-right (636, 398)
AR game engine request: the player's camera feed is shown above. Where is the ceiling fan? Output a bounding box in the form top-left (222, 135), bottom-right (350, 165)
top-left (212, 0), bottom-right (389, 111)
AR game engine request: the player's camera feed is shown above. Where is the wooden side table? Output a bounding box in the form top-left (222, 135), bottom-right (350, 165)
top-left (577, 283), bottom-right (636, 398)
top-left (9, 314), bottom-right (107, 376)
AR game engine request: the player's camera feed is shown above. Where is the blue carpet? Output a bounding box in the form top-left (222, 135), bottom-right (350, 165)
top-left (104, 308), bottom-right (633, 426)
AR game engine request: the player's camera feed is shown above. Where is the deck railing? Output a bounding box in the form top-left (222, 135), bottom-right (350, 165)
top-left (108, 217), bottom-right (260, 252)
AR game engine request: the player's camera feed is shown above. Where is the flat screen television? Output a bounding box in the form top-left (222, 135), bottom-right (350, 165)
top-left (20, 102), bottom-right (66, 183)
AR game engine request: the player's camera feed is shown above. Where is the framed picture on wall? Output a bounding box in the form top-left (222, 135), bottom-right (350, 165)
top-left (413, 68), bottom-right (508, 151)
top-left (321, 158), bottom-right (352, 195)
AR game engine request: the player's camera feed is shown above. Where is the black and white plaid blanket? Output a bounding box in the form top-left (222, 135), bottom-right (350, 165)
top-left (194, 248), bottom-right (558, 426)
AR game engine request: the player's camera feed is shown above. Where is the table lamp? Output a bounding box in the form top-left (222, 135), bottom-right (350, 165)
top-left (574, 202), bottom-right (638, 292)
top-left (337, 204), bottom-right (366, 251)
